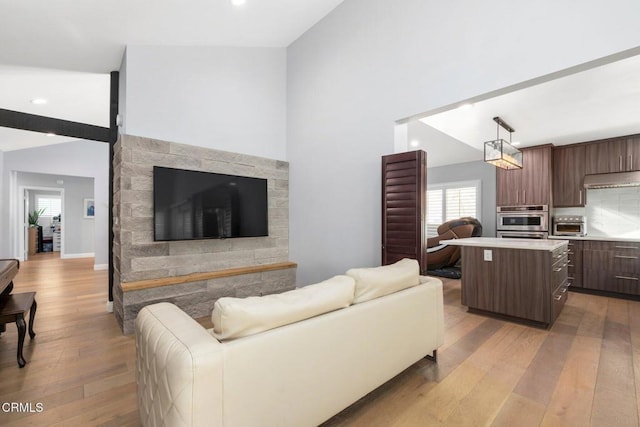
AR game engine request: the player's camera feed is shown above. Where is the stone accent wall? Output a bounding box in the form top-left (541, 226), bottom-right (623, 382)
top-left (112, 135), bottom-right (294, 334)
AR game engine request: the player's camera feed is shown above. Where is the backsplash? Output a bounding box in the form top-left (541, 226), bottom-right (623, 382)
top-left (585, 187), bottom-right (640, 238)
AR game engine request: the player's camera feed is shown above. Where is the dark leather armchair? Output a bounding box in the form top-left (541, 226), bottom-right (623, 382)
top-left (427, 217), bottom-right (482, 270)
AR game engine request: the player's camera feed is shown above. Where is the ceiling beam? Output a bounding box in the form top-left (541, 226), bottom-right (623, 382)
top-left (0, 109), bottom-right (111, 143)
top-left (0, 71), bottom-right (119, 144)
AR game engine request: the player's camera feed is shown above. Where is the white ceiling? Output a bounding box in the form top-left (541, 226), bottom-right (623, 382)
top-left (0, 0), bottom-right (345, 151)
top-left (418, 54), bottom-right (640, 162)
top-left (2, 1), bottom-right (640, 158)
top-left (0, 0), bottom-right (346, 72)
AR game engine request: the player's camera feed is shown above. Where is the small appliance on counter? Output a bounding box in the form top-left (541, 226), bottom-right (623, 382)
top-left (553, 215), bottom-right (586, 237)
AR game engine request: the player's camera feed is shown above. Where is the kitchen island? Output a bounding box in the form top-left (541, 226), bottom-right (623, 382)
top-left (441, 237), bottom-right (569, 328)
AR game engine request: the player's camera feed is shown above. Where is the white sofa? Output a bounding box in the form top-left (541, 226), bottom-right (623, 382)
top-left (135, 259), bottom-right (444, 427)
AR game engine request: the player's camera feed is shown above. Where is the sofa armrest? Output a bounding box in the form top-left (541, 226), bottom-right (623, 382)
top-left (135, 303), bottom-right (224, 427)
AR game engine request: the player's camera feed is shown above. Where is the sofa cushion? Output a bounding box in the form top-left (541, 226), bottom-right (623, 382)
top-left (211, 275), bottom-right (356, 340)
top-left (346, 258), bottom-right (420, 304)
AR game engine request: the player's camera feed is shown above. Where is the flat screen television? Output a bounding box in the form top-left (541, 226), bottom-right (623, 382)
top-left (153, 166), bottom-right (268, 241)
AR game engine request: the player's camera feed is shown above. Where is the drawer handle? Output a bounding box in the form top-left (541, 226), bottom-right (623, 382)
top-left (568, 264), bottom-right (574, 268)
top-left (568, 251), bottom-right (574, 255)
top-left (615, 246), bottom-right (639, 249)
top-left (615, 255), bottom-right (638, 259)
top-left (554, 294), bottom-right (563, 301)
top-left (615, 275), bottom-right (639, 281)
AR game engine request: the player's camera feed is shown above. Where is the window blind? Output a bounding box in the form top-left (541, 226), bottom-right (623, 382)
top-left (426, 182), bottom-right (479, 237)
top-left (427, 189), bottom-right (443, 237)
top-left (445, 186), bottom-right (477, 221)
top-left (36, 197), bottom-right (62, 217)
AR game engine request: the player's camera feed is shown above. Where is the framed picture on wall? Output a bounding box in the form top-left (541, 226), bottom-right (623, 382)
top-left (84, 198), bottom-right (95, 218)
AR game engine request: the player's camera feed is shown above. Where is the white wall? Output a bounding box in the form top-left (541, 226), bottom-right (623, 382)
top-left (287, 0), bottom-right (640, 284)
top-left (20, 172), bottom-right (95, 254)
top-left (407, 121), bottom-right (482, 168)
top-left (121, 45), bottom-right (287, 160)
top-left (1, 140), bottom-right (109, 267)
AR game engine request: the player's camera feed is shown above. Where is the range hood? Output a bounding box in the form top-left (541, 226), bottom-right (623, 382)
top-left (584, 171), bottom-right (640, 189)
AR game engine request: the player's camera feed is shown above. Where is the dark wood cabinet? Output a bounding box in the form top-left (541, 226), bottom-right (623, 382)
top-left (521, 146), bottom-right (552, 205)
top-left (496, 145), bottom-right (552, 206)
top-left (586, 136), bottom-right (640, 174)
top-left (627, 136), bottom-right (640, 171)
top-left (553, 145), bottom-right (585, 207)
top-left (460, 244), bottom-right (568, 327)
top-left (582, 240), bottom-right (640, 295)
top-left (496, 167), bottom-right (521, 205)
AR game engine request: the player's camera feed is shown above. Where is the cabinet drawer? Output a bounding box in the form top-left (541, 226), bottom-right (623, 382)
top-left (583, 241), bottom-right (640, 251)
top-left (583, 249), bottom-right (640, 273)
top-left (612, 254), bottom-right (640, 273)
top-left (552, 280), bottom-right (569, 323)
top-left (552, 260), bottom-right (568, 287)
top-left (583, 268), bottom-right (640, 295)
top-left (552, 247), bottom-right (569, 264)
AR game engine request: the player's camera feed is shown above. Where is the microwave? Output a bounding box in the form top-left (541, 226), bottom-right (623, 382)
top-left (496, 205), bottom-right (549, 232)
top-left (553, 216), bottom-right (586, 236)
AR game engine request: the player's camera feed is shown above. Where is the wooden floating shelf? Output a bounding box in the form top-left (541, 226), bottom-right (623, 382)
top-left (121, 262), bottom-right (297, 292)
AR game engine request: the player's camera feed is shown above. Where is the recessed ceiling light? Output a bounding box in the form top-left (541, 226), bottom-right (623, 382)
top-left (457, 103), bottom-right (473, 110)
top-left (31, 98), bottom-right (48, 105)
top-left (410, 140), bottom-right (420, 147)
top-left (512, 141), bottom-right (521, 146)
top-left (230, 0), bottom-right (246, 5)
top-left (46, 133), bottom-right (56, 137)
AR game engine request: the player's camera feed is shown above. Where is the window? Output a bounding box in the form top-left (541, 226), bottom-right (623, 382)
top-left (427, 181), bottom-right (481, 237)
top-left (36, 196), bottom-right (62, 217)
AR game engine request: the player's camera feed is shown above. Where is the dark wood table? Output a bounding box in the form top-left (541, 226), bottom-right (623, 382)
top-left (0, 259), bottom-right (37, 368)
top-left (0, 259), bottom-right (19, 296)
top-left (0, 292), bottom-right (37, 367)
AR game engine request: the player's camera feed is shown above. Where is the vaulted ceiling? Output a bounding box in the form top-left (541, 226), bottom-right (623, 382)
top-left (0, 0), bottom-right (345, 150)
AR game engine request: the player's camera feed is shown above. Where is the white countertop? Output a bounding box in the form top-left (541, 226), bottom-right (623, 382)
top-left (440, 237), bottom-right (568, 251)
top-left (548, 235), bottom-right (640, 243)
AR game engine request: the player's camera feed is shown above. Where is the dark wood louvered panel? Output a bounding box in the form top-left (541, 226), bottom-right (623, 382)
top-left (386, 223), bottom-right (416, 232)
top-left (381, 150), bottom-right (427, 274)
top-left (385, 160), bottom-right (418, 172)
top-left (386, 207), bottom-right (418, 217)
top-left (386, 231), bottom-right (416, 240)
top-left (385, 175), bottom-right (418, 186)
top-left (387, 239), bottom-right (418, 248)
top-left (385, 192), bottom-right (417, 201)
top-left (386, 198), bottom-right (417, 208)
top-left (385, 184), bottom-right (417, 193)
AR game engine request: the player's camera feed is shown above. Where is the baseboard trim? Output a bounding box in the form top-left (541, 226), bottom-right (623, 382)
top-left (61, 252), bottom-right (95, 260)
top-left (94, 264), bottom-right (108, 271)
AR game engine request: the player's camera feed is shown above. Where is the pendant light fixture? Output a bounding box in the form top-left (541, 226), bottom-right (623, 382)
top-left (484, 116), bottom-right (523, 170)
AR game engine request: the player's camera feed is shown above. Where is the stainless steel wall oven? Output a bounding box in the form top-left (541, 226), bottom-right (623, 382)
top-left (497, 205), bottom-right (549, 238)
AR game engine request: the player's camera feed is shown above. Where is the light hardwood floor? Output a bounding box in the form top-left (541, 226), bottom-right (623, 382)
top-left (2, 255), bottom-right (640, 426)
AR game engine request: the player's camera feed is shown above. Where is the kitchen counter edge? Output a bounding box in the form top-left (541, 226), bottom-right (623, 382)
top-left (548, 235), bottom-right (640, 243)
top-left (440, 237), bottom-right (568, 251)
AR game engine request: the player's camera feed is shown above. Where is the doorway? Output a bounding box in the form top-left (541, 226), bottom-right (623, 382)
top-left (13, 172), bottom-right (96, 263)
top-left (21, 186), bottom-right (64, 261)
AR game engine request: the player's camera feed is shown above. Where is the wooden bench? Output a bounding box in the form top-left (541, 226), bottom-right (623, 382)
top-left (0, 292), bottom-right (37, 368)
